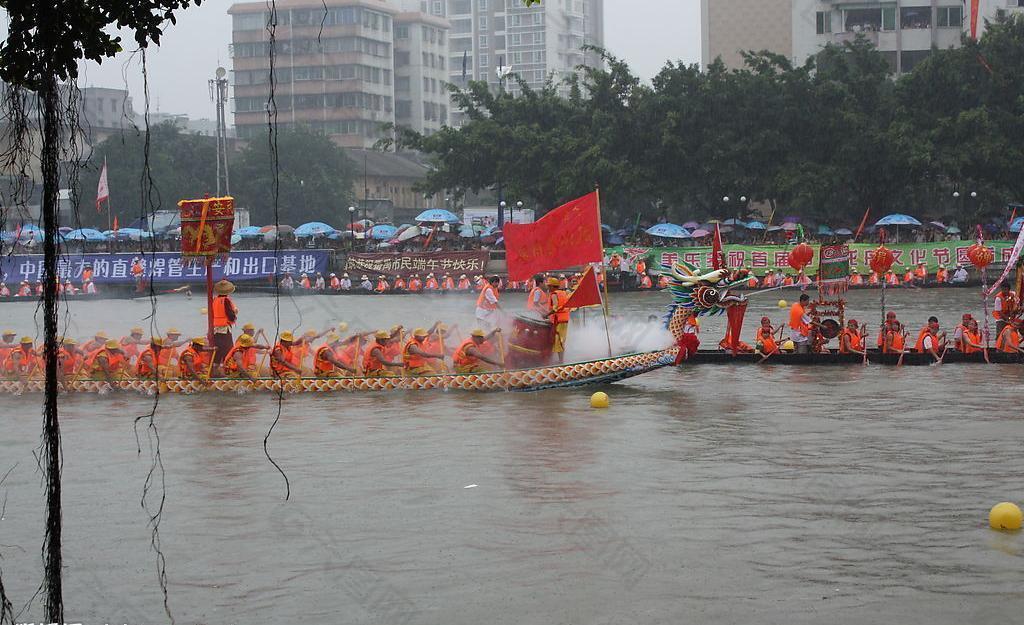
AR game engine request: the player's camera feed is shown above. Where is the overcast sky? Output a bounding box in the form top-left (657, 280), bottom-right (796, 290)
top-left (77, 0), bottom-right (701, 120)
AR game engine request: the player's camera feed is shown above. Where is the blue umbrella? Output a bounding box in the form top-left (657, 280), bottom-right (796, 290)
top-left (235, 225), bottom-right (263, 238)
top-left (112, 227), bottom-right (153, 240)
top-left (745, 221), bottom-right (766, 230)
top-left (1010, 217), bottom-right (1024, 233)
top-left (230, 233), bottom-right (242, 245)
top-left (65, 228), bottom-right (107, 242)
top-left (645, 223), bottom-right (691, 239)
top-left (294, 221), bottom-right (337, 237)
top-left (415, 209), bottom-right (460, 224)
top-left (369, 224), bottom-right (397, 240)
top-left (459, 225), bottom-right (478, 238)
top-left (482, 225), bottom-right (502, 237)
top-left (874, 213), bottom-right (922, 226)
top-left (605, 234), bottom-right (625, 245)
top-left (817, 224), bottom-right (834, 235)
top-left (835, 228), bottom-right (854, 236)
top-left (723, 218), bottom-right (746, 227)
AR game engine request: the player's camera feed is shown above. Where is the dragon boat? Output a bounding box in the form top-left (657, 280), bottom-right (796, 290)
top-left (684, 350), bottom-right (1022, 366)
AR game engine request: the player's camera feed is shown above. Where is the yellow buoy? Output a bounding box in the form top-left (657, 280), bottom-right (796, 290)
top-left (777, 299), bottom-right (788, 309)
top-left (989, 502), bottom-right (1023, 530)
top-left (781, 339), bottom-right (795, 352)
top-left (590, 391), bottom-right (609, 409)
top-left (338, 322), bottom-right (349, 333)
top-left (200, 307), bottom-right (208, 315)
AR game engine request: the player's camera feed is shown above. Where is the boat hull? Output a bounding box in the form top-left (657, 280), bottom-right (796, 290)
top-left (684, 350), bottom-right (1023, 366)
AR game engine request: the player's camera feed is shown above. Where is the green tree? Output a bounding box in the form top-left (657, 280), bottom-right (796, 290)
top-left (232, 126), bottom-right (356, 225)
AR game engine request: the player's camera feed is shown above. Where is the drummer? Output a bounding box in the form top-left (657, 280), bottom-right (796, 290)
top-left (546, 277), bottom-right (571, 362)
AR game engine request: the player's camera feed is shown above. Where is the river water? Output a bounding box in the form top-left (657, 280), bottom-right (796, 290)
top-left (1, 287), bottom-right (1022, 625)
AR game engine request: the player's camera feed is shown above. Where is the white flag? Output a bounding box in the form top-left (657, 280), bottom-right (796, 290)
top-left (96, 158), bottom-right (109, 212)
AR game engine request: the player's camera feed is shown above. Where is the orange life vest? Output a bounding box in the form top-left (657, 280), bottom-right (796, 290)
top-left (212, 295), bottom-right (237, 327)
top-left (868, 272), bottom-right (879, 285)
top-left (746, 276), bottom-right (759, 288)
top-left (0, 344), bottom-right (15, 366)
top-left (994, 292), bottom-right (1018, 320)
top-left (903, 271), bottom-right (914, 283)
top-left (136, 347), bottom-right (159, 377)
top-left (639, 275), bottom-right (653, 289)
top-left (756, 327), bottom-right (778, 354)
top-left (782, 276), bottom-right (794, 286)
top-left (915, 266), bottom-right (927, 279)
top-left (338, 341), bottom-right (360, 369)
top-left (476, 284), bottom-right (499, 310)
top-left (885, 272), bottom-right (899, 285)
top-left (178, 347), bottom-right (209, 378)
top-left (5, 347), bottom-right (40, 374)
top-left (884, 330), bottom-right (905, 353)
top-left (964, 330), bottom-right (983, 354)
top-left (425, 277), bottom-right (439, 290)
top-left (270, 343), bottom-right (300, 375)
top-left (89, 349), bottom-right (125, 375)
top-left (788, 303), bottom-right (809, 337)
top-left (375, 279), bottom-right (389, 293)
top-left (223, 345), bottom-right (256, 375)
top-left (314, 344), bottom-right (341, 375)
top-left (996, 327), bottom-right (1020, 353)
top-left (442, 277), bottom-right (455, 290)
top-left (362, 343), bottom-right (388, 373)
top-left (839, 329), bottom-right (862, 354)
top-left (402, 337), bottom-right (430, 369)
top-left (762, 274), bottom-right (776, 287)
top-left (549, 290), bottom-right (571, 323)
top-left (935, 269), bottom-right (948, 283)
top-left (408, 278), bottom-right (422, 292)
top-left (850, 274), bottom-right (864, 286)
top-left (457, 278), bottom-right (471, 290)
top-left (300, 276), bottom-right (311, 289)
top-left (527, 287), bottom-right (548, 313)
top-left (913, 327), bottom-right (936, 353)
top-left (636, 261), bottom-right (646, 275)
top-left (453, 338), bottom-right (492, 368)
top-left (120, 338), bottom-right (140, 362)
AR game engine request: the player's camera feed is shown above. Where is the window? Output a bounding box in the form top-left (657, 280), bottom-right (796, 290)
top-left (479, 16), bottom-right (488, 31)
top-left (900, 6), bottom-right (931, 29)
top-left (479, 0), bottom-right (488, 9)
top-left (816, 11), bottom-right (831, 34)
top-left (396, 76), bottom-right (411, 91)
top-left (396, 51), bottom-right (411, 65)
top-left (451, 36), bottom-right (472, 52)
top-left (439, 56), bottom-right (446, 69)
top-left (450, 0), bottom-right (471, 15)
top-left (424, 77), bottom-right (430, 91)
top-left (452, 19), bottom-right (472, 34)
top-left (233, 13), bottom-right (266, 31)
top-left (494, 35), bottom-right (505, 49)
top-left (396, 25), bottom-right (409, 38)
top-left (433, 1), bottom-right (443, 15)
top-left (882, 7), bottom-right (896, 31)
top-left (510, 33), bottom-right (521, 46)
top-left (494, 17), bottom-right (505, 31)
top-left (423, 52), bottom-right (430, 66)
top-left (479, 34), bottom-right (488, 48)
top-left (479, 54), bottom-right (489, 71)
top-left (937, 6), bottom-right (962, 27)
top-left (397, 100), bottom-right (412, 118)
top-left (901, 49), bottom-right (931, 72)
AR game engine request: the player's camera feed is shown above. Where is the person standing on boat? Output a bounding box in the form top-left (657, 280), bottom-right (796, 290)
top-left (839, 319), bottom-right (866, 355)
top-left (788, 294), bottom-right (813, 354)
top-left (211, 279), bottom-right (239, 373)
top-left (546, 276), bottom-right (572, 362)
top-left (526, 275), bottom-right (549, 316)
top-left (475, 276), bottom-right (502, 330)
top-left (993, 283), bottom-right (1017, 338)
top-left (453, 329), bottom-right (504, 373)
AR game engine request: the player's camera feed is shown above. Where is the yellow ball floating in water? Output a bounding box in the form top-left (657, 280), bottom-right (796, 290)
top-left (590, 391), bottom-right (609, 409)
top-left (781, 340), bottom-right (795, 352)
top-left (777, 299), bottom-right (788, 309)
top-left (989, 502), bottom-right (1023, 531)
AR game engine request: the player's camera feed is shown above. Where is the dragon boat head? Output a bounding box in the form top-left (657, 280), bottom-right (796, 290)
top-left (660, 261), bottom-right (748, 325)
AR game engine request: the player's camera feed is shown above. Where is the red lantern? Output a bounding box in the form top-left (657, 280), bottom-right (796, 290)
top-left (869, 245), bottom-right (896, 275)
top-left (788, 243), bottom-right (814, 271)
top-left (967, 243), bottom-right (994, 269)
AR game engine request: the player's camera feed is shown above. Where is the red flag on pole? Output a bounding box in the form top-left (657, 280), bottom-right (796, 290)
top-left (711, 223), bottom-right (724, 270)
top-left (562, 265), bottom-right (603, 310)
top-left (96, 157), bottom-right (109, 213)
top-left (854, 207), bottom-right (871, 240)
top-left (970, 0), bottom-right (980, 39)
top-left (112, 215), bottom-right (119, 233)
top-left (503, 192), bottom-right (602, 281)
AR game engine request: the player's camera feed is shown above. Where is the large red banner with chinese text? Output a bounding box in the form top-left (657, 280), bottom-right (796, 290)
top-left (179, 196), bottom-right (234, 258)
top-left (503, 192), bottom-right (603, 281)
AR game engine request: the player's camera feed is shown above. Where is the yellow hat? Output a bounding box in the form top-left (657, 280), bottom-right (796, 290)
top-left (151, 337), bottom-right (164, 347)
top-left (192, 336), bottom-right (207, 346)
top-left (166, 328), bottom-right (181, 335)
top-left (546, 277), bottom-right (560, 286)
top-left (63, 337), bottom-right (77, 346)
top-left (242, 322), bottom-right (256, 331)
top-left (338, 322), bottom-right (349, 333)
top-left (238, 334), bottom-right (254, 347)
top-left (413, 328), bottom-right (428, 338)
top-left (326, 333), bottom-right (341, 343)
top-left (280, 331), bottom-right (295, 342)
top-left (375, 330), bottom-right (389, 339)
top-left (471, 329), bottom-right (486, 338)
top-left (390, 325), bottom-right (401, 333)
top-left (304, 329), bottom-right (316, 337)
top-left (2, 330), bottom-right (14, 336)
top-left (20, 336), bottom-right (33, 344)
top-left (95, 331), bottom-right (108, 339)
top-left (105, 339), bottom-right (120, 349)
top-left (214, 279), bottom-right (236, 295)
top-left (437, 323), bottom-right (448, 332)
top-left (130, 326), bottom-right (144, 335)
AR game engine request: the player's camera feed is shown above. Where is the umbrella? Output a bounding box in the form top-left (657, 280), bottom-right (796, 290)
top-left (723, 218), bottom-right (746, 227)
top-left (645, 223), bottom-right (691, 239)
top-left (397, 225), bottom-right (422, 241)
top-left (874, 213), bottom-right (922, 226)
top-left (58, 227), bottom-right (72, 234)
top-left (718, 225), bottom-right (734, 234)
top-left (682, 221), bottom-right (700, 229)
top-left (745, 221), bottom-right (766, 230)
top-left (64, 228), bottom-right (107, 242)
top-left (113, 227), bottom-right (153, 240)
top-left (928, 221), bottom-right (947, 230)
top-left (767, 226), bottom-right (783, 232)
top-left (235, 226), bottom-right (263, 238)
top-left (1010, 217), bottom-right (1024, 233)
top-left (482, 225), bottom-right (502, 237)
top-left (601, 224), bottom-right (613, 232)
top-left (781, 222), bottom-right (799, 231)
top-left (260, 224), bottom-right (295, 234)
top-left (817, 225), bottom-right (834, 235)
top-left (230, 233), bottom-right (242, 245)
top-left (369, 224), bottom-right (397, 240)
top-left (946, 226), bottom-right (962, 234)
top-left (690, 228), bottom-right (711, 238)
top-left (295, 221), bottom-right (336, 237)
top-left (834, 228), bottom-right (853, 235)
top-left (605, 234), bottom-right (625, 245)
top-left (415, 209), bottom-right (459, 223)
top-left (459, 225), bottom-right (478, 238)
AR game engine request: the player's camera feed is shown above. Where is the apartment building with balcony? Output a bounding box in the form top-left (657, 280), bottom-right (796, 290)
top-left (393, 10), bottom-right (451, 134)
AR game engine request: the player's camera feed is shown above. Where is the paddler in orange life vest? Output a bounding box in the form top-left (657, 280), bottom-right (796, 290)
top-left (914, 262), bottom-right (927, 283)
top-left (408, 274), bottom-right (423, 292)
top-left (0, 330), bottom-right (16, 367)
top-left (4, 336), bottom-right (41, 381)
top-left (993, 282), bottom-right (1018, 337)
top-left (457, 274), bottom-right (471, 290)
top-left (362, 330), bottom-right (404, 377)
top-left (223, 333), bottom-right (269, 379)
top-left (403, 327), bottom-right (445, 374)
top-left (867, 270), bottom-right (879, 286)
top-left (211, 279), bottom-right (239, 372)
top-left (745, 268), bottom-right (759, 289)
top-left (299, 273), bottom-right (312, 289)
top-left (546, 276), bottom-right (571, 362)
top-left (179, 336), bottom-right (214, 380)
top-left (158, 328), bottom-right (188, 374)
top-left (56, 337), bottom-right (83, 382)
top-left (914, 316), bottom-right (946, 362)
top-left (849, 269), bottom-right (864, 286)
top-left (883, 321), bottom-right (908, 355)
top-left (313, 333), bottom-right (349, 378)
top-left (762, 271), bottom-right (776, 288)
top-left (884, 270), bottom-right (899, 286)
top-left (81, 331), bottom-right (109, 354)
top-left (996, 318), bottom-right (1024, 354)
top-left (329, 273), bottom-right (341, 290)
top-left (876, 311), bottom-right (897, 348)
top-left (526, 275), bottom-right (549, 315)
top-left (89, 339), bottom-right (127, 382)
top-left (475, 276), bottom-right (502, 330)
top-left (270, 331), bottom-right (303, 378)
top-left (453, 328), bottom-right (504, 373)
top-left (120, 326), bottom-right (145, 365)
top-left (935, 264), bottom-right (949, 283)
top-left (135, 337), bottom-right (163, 380)
top-left (902, 268), bottom-right (915, 284)
top-left (839, 319), bottom-right (866, 355)
top-left (781, 273), bottom-right (795, 287)
top-left (754, 317), bottom-right (780, 356)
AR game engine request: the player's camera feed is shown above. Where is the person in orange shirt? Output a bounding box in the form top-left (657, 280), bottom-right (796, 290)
top-left (849, 270), bottom-right (864, 286)
top-left (788, 294), bottom-right (813, 353)
top-left (526, 275), bottom-right (549, 315)
top-left (222, 334), bottom-right (269, 379)
top-left (884, 270), bottom-right (899, 285)
top-left (839, 319), bottom-right (865, 355)
top-left (781, 273), bottom-right (795, 287)
top-left (914, 262), bottom-right (927, 283)
top-left (867, 271), bottom-right (879, 286)
top-left (0, 330), bottom-right (17, 366)
top-left (902, 269), bottom-right (915, 284)
top-left (457, 274), bottom-right (471, 290)
top-left (328, 273), bottom-right (341, 290)
top-left (270, 332), bottom-right (303, 378)
top-left (56, 337), bottom-right (84, 382)
top-left (475, 276), bottom-right (502, 329)
top-left (120, 327), bottom-right (145, 365)
top-left (393, 275), bottom-right (407, 291)
top-left (951, 313), bottom-right (973, 351)
top-left (403, 327), bottom-right (445, 374)
top-left (89, 339), bottom-right (127, 382)
top-left (762, 271), bottom-right (776, 288)
top-left (996, 319), bottom-right (1024, 354)
top-left (362, 330), bottom-right (403, 377)
top-left (913, 316), bottom-right (946, 362)
top-left (797, 272), bottom-right (812, 287)
top-left (877, 312), bottom-right (898, 348)
top-left (935, 264), bottom-right (948, 284)
top-left (211, 279), bottom-right (240, 370)
top-left (407, 274), bottom-right (423, 292)
top-left (424, 273), bottom-right (439, 290)
top-left (993, 283), bottom-right (1018, 337)
top-left (299, 273), bottom-right (312, 289)
top-left (639, 274), bottom-right (653, 289)
top-left (453, 328), bottom-right (504, 373)
top-left (546, 277), bottom-right (571, 361)
top-left (962, 319), bottom-right (985, 354)
top-left (883, 322), bottom-right (908, 355)
top-left (635, 258), bottom-right (647, 277)
top-left (608, 253), bottom-right (622, 271)
top-left (375, 276), bottom-right (390, 293)
top-left (4, 336), bottom-right (41, 381)
top-left (313, 334), bottom-right (349, 378)
top-left (746, 271), bottom-right (759, 288)
top-left (753, 317), bottom-right (779, 356)
top-left (81, 331), bottom-right (109, 354)
top-left (135, 337), bottom-right (164, 380)
top-left (441, 274), bottom-right (455, 290)
top-left (179, 337), bottom-right (214, 380)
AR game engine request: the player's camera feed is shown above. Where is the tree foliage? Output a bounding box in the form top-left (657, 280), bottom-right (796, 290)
top-left (407, 16), bottom-right (1024, 227)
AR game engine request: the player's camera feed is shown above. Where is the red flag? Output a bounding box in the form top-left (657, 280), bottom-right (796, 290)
top-left (562, 265), bottom-right (603, 310)
top-left (112, 216), bottom-right (119, 232)
top-left (504, 192), bottom-right (602, 281)
top-left (96, 157), bottom-right (109, 213)
top-left (970, 0), bottom-right (980, 39)
top-left (854, 207), bottom-right (871, 240)
top-left (711, 223), bottom-right (724, 270)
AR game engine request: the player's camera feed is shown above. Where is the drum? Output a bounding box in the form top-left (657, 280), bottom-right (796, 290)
top-left (507, 315), bottom-right (554, 368)
top-left (819, 319), bottom-right (841, 339)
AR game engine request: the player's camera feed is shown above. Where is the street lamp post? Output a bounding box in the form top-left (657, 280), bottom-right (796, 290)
top-left (515, 200), bottom-right (523, 224)
top-left (348, 205), bottom-right (355, 251)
